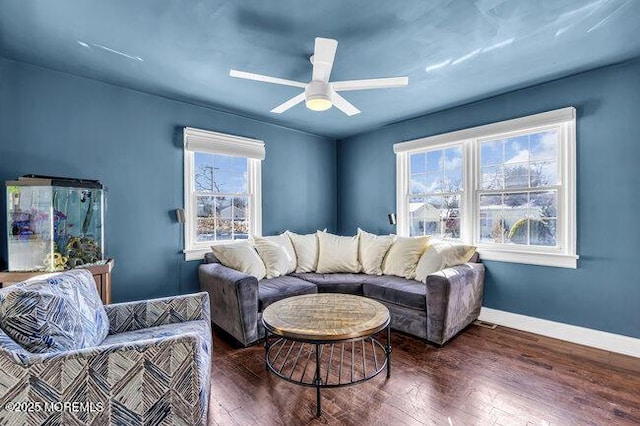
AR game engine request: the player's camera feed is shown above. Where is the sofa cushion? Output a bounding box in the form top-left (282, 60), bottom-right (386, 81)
top-left (292, 273), bottom-right (364, 294)
top-left (358, 229), bottom-right (395, 275)
top-left (414, 239), bottom-right (477, 282)
top-left (212, 241), bottom-right (266, 280)
top-left (316, 231), bottom-right (361, 273)
top-left (254, 235), bottom-right (296, 279)
top-left (0, 269), bottom-right (109, 353)
top-left (101, 319), bottom-right (209, 346)
top-left (258, 276), bottom-right (317, 311)
top-left (286, 231), bottom-right (320, 273)
top-left (382, 236), bottom-right (430, 279)
top-left (362, 275), bottom-right (426, 311)
top-left (254, 234), bottom-right (297, 278)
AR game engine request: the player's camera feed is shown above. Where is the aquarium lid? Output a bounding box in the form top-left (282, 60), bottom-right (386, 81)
top-left (6, 175), bottom-right (105, 189)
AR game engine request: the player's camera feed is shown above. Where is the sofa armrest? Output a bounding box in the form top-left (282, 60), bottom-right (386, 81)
top-left (198, 263), bottom-right (259, 346)
top-left (0, 333), bottom-right (211, 425)
top-left (425, 263), bottom-right (485, 345)
top-left (105, 292), bottom-right (211, 334)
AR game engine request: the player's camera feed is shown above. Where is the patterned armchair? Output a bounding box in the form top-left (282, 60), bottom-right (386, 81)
top-left (0, 270), bottom-right (212, 425)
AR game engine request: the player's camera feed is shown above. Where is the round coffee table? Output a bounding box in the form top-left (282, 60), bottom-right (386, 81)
top-left (262, 293), bottom-right (391, 417)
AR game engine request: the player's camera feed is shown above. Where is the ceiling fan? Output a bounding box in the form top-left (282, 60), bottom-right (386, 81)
top-left (230, 37), bottom-right (409, 116)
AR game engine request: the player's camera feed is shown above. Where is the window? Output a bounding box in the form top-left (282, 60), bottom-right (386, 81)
top-left (183, 127), bottom-right (264, 260)
top-left (478, 129), bottom-right (559, 247)
top-left (409, 146), bottom-right (463, 238)
top-left (395, 107), bottom-right (577, 268)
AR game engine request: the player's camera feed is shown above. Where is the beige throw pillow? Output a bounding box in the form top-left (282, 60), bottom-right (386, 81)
top-left (414, 240), bottom-right (477, 282)
top-left (253, 234), bottom-right (297, 279)
top-left (316, 231), bottom-right (361, 273)
top-left (211, 242), bottom-right (266, 280)
top-left (286, 231), bottom-right (320, 273)
top-left (382, 236), bottom-right (430, 279)
top-left (357, 228), bottom-right (395, 275)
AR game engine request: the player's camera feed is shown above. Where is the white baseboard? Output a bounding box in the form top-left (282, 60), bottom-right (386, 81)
top-left (479, 307), bottom-right (640, 358)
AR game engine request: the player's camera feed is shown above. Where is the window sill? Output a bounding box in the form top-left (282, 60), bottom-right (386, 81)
top-left (476, 247), bottom-right (578, 269)
top-left (183, 248), bottom-right (210, 261)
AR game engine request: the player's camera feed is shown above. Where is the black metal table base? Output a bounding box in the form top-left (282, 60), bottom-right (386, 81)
top-left (264, 326), bottom-right (391, 417)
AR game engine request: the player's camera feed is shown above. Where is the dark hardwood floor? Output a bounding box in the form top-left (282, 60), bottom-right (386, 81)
top-left (208, 324), bottom-right (640, 425)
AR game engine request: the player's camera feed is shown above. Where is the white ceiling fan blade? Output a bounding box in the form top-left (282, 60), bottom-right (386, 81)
top-left (332, 92), bottom-right (360, 116)
top-left (230, 69), bottom-right (306, 89)
top-left (332, 77), bottom-right (409, 92)
top-left (271, 92), bottom-right (306, 114)
top-left (311, 37), bottom-right (338, 83)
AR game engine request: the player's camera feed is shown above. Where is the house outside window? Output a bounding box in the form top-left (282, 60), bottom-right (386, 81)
top-left (183, 127), bottom-right (264, 260)
top-left (477, 129), bottom-right (559, 248)
top-left (395, 107), bottom-right (577, 268)
top-left (409, 145), bottom-right (463, 238)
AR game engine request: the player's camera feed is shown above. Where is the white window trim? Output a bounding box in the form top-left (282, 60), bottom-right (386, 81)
top-left (395, 107), bottom-right (578, 269)
top-left (183, 127), bottom-right (264, 261)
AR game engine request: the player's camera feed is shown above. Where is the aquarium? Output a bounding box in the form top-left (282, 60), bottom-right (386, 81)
top-left (6, 176), bottom-right (106, 271)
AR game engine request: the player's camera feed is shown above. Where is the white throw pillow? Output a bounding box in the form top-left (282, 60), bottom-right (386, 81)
top-left (253, 234), bottom-right (297, 279)
top-left (414, 240), bottom-right (477, 282)
top-left (316, 231), bottom-right (361, 273)
top-left (211, 242), bottom-right (266, 280)
top-left (357, 228), bottom-right (395, 275)
top-left (286, 231), bottom-right (320, 273)
top-left (382, 236), bottom-right (430, 279)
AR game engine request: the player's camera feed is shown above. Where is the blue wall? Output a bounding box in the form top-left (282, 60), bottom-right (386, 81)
top-left (338, 59), bottom-right (640, 339)
top-left (0, 58), bottom-right (337, 303)
top-left (2, 55), bottom-right (639, 339)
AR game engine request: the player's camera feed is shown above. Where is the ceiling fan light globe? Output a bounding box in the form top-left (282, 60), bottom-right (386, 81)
top-left (305, 80), bottom-right (333, 111)
top-left (306, 96), bottom-right (332, 111)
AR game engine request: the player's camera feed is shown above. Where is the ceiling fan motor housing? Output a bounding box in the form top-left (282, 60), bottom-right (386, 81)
top-left (305, 80), bottom-right (332, 111)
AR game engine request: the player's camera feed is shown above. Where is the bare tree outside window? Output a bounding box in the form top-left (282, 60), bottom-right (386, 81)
top-left (479, 132), bottom-right (558, 246)
top-left (409, 146), bottom-right (463, 238)
top-left (194, 153), bottom-right (249, 242)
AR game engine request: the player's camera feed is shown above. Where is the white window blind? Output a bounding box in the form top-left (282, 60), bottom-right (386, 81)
top-left (184, 127), bottom-right (265, 160)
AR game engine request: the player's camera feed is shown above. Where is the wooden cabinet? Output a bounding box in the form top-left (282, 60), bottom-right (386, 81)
top-left (0, 259), bottom-right (114, 304)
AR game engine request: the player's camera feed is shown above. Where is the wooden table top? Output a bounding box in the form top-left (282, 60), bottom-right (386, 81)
top-left (262, 293), bottom-right (390, 341)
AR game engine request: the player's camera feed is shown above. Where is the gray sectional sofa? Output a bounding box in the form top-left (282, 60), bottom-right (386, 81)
top-left (199, 252), bottom-right (485, 347)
